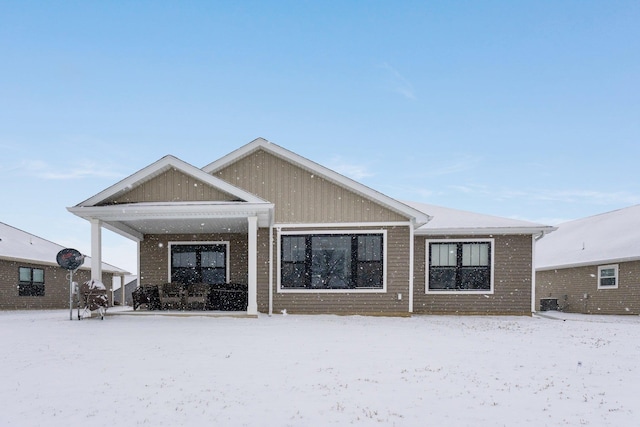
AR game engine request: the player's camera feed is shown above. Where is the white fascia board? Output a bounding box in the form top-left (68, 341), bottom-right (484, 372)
top-left (68, 202), bottom-right (274, 225)
top-left (75, 155), bottom-right (267, 207)
top-left (203, 138), bottom-right (432, 226)
top-left (415, 226), bottom-right (557, 236)
top-left (0, 255), bottom-right (129, 275)
top-left (536, 256), bottom-right (640, 272)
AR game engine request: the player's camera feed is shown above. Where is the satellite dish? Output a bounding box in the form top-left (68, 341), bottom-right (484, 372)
top-left (56, 248), bottom-right (85, 271)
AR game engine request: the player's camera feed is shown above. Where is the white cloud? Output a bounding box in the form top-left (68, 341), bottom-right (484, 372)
top-left (327, 157), bottom-right (374, 181)
top-left (16, 159), bottom-right (125, 180)
top-left (380, 62), bottom-right (416, 100)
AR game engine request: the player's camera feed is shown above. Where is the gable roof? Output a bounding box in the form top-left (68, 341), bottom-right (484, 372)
top-left (202, 137), bottom-right (432, 226)
top-left (0, 222), bottom-right (128, 274)
top-left (75, 155), bottom-right (268, 207)
top-left (536, 204), bottom-right (640, 270)
top-left (404, 201), bottom-right (556, 236)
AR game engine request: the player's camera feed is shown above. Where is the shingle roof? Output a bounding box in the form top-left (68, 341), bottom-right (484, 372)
top-left (0, 221), bottom-right (128, 274)
top-left (536, 204), bottom-right (640, 270)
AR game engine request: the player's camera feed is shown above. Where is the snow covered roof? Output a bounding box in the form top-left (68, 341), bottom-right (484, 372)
top-left (536, 204), bottom-right (640, 270)
top-left (0, 222), bottom-right (128, 274)
top-left (404, 201), bottom-right (555, 235)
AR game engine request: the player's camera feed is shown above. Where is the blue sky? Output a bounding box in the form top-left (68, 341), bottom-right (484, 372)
top-left (1, 1), bottom-right (638, 274)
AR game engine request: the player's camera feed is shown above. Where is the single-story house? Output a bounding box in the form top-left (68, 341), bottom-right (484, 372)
top-left (536, 205), bottom-right (640, 315)
top-left (68, 138), bottom-right (555, 316)
top-left (0, 221), bottom-right (129, 310)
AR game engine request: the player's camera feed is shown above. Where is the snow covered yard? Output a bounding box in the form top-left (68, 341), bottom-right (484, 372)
top-left (1, 310), bottom-right (638, 427)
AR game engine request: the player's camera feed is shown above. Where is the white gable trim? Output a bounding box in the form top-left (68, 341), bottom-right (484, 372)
top-left (75, 155), bottom-right (267, 208)
top-left (202, 138), bottom-right (431, 226)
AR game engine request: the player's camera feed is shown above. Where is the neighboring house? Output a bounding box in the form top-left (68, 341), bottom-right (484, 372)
top-left (536, 205), bottom-right (640, 315)
top-left (113, 277), bottom-right (138, 306)
top-left (0, 222), bottom-right (129, 310)
top-left (67, 138), bottom-right (554, 316)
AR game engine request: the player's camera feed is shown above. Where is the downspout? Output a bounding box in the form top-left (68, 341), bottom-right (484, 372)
top-left (531, 231), bottom-right (546, 314)
top-left (408, 220), bottom-right (415, 314)
top-left (268, 224), bottom-right (274, 316)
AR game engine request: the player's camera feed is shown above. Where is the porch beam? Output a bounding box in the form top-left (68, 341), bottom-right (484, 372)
top-left (247, 216), bottom-right (258, 315)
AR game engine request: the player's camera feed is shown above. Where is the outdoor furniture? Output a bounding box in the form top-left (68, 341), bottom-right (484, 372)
top-left (184, 283), bottom-right (210, 310)
top-left (132, 284), bottom-right (161, 310)
top-left (208, 283), bottom-right (248, 311)
top-left (158, 282), bottom-right (184, 310)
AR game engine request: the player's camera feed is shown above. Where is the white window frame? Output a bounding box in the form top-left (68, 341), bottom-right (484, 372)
top-left (277, 229), bottom-right (388, 293)
top-left (597, 264), bottom-right (619, 290)
top-left (167, 241), bottom-right (230, 284)
top-left (425, 238), bottom-right (495, 295)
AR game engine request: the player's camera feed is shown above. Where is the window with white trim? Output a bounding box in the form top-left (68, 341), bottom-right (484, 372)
top-left (426, 240), bottom-right (493, 292)
top-left (280, 232), bottom-right (384, 290)
top-left (170, 243), bottom-right (228, 285)
top-left (19, 267), bottom-right (45, 296)
top-left (597, 264), bottom-right (618, 289)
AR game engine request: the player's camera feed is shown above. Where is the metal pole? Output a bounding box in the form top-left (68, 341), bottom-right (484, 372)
top-left (69, 271), bottom-right (73, 320)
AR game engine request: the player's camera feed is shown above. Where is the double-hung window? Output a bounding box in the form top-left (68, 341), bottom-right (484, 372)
top-left (19, 267), bottom-right (45, 296)
top-left (280, 232), bottom-right (385, 290)
top-left (427, 239), bottom-right (493, 292)
top-left (597, 264), bottom-right (618, 289)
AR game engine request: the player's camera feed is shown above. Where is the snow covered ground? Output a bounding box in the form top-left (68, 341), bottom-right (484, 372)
top-left (1, 309), bottom-right (639, 427)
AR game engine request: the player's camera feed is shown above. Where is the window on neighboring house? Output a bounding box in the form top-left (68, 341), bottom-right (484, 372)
top-left (18, 267), bottom-right (45, 296)
top-left (597, 264), bottom-right (618, 289)
top-left (171, 243), bottom-right (228, 285)
top-left (427, 240), bottom-right (493, 292)
top-left (280, 233), bottom-right (384, 290)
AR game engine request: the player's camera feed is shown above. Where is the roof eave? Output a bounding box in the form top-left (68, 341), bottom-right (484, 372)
top-left (415, 226), bottom-right (557, 236)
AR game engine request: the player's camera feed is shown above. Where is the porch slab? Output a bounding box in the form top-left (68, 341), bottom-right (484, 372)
top-left (105, 306), bottom-right (257, 318)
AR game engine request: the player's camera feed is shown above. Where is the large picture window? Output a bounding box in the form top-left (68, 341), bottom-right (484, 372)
top-left (170, 243), bottom-right (228, 285)
top-left (280, 232), bottom-right (384, 290)
top-left (427, 240), bottom-right (493, 292)
top-left (18, 267), bottom-right (45, 296)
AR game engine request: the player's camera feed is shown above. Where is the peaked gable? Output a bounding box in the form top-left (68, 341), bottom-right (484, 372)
top-left (75, 155), bottom-right (267, 207)
top-left (203, 138), bottom-right (431, 225)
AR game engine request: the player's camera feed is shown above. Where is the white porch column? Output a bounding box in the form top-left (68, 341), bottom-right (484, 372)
top-left (90, 219), bottom-right (103, 282)
top-left (247, 216), bottom-right (258, 315)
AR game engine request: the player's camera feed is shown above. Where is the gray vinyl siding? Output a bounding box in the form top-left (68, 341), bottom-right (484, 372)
top-left (413, 234), bottom-right (534, 315)
top-left (107, 168), bottom-right (237, 205)
top-left (212, 149), bottom-right (407, 224)
top-left (269, 226), bottom-right (411, 316)
top-left (139, 233), bottom-right (250, 286)
top-left (536, 260), bottom-right (640, 315)
top-left (0, 259), bottom-right (113, 310)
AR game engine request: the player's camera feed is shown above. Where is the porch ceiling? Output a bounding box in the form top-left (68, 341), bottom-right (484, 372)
top-left (67, 202), bottom-right (274, 240)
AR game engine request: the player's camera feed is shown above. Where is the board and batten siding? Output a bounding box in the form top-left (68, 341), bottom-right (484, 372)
top-left (212, 149), bottom-right (407, 224)
top-left (268, 226), bottom-right (411, 316)
top-left (106, 168), bottom-right (237, 205)
top-left (413, 234), bottom-right (534, 315)
top-left (536, 260), bottom-right (640, 315)
top-left (0, 259), bottom-right (113, 310)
